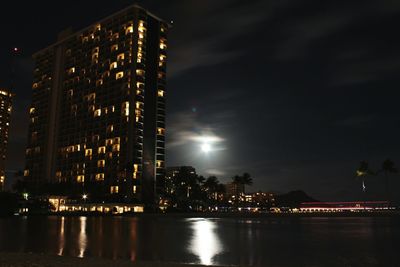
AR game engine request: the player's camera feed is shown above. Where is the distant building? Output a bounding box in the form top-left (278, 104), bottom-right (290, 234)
top-left (244, 191), bottom-right (275, 207)
top-left (299, 201), bottom-right (390, 212)
top-left (0, 88), bottom-right (13, 191)
top-left (165, 166), bottom-right (197, 195)
top-left (225, 182), bottom-right (244, 199)
top-left (24, 5), bottom-right (170, 206)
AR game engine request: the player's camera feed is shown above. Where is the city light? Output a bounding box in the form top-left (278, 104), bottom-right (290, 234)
top-left (82, 194), bottom-right (88, 200)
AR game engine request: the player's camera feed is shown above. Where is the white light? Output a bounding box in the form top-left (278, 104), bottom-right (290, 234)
top-left (82, 194), bottom-right (88, 200)
top-left (189, 219), bottom-right (222, 265)
top-left (201, 143), bottom-right (211, 153)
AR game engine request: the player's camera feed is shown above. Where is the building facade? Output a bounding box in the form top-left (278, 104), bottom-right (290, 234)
top-left (164, 166), bottom-right (197, 196)
top-left (224, 182), bottom-right (245, 199)
top-left (24, 5), bottom-right (169, 205)
top-left (0, 89), bottom-right (13, 191)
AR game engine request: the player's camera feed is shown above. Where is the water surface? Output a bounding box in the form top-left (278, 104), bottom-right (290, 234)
top-left (0, 216), bottom-right (398, 266)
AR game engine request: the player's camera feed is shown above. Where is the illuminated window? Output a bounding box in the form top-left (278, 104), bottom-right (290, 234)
top-left (126, 26), bottom-right (134, 34)
top-left (122, 101), bottom-right (129, 116)
top-left (24, 170), bottom-right (29, 177)
top-left (98, 160), bottom-right (105, 168)
top-left (112, 144), bottom-right (120, 152)
top-left (110, 186), bottom-right (119, 194)
top-left (96, 79), bottom-right (103, 86)
top-left (85, 149), bottom-right (92, 157)
top-left (106, 139), bottom-right (113, 146)
top-left (95, 173), bottom-right (105, 181)
top-left (137, 52), bottom-right (143, 63)
top-left (32, 83), bottom-right (38, 89)
top-left (75, 144), bottom-right (81, 151)
top-left (68, 89), bottom-right (74, 98)
top-left (156, 160), bottom-right (164, 168)
top-left (111, 44), bottom-right (118, 52)
top-left (157, 90), bottom-right (164, 97)
top-left (102, 71), bottom-right (110, 78)
top-left (29, 107), bottom-right (36, 114)
top-left (136, 69), bottom-right (145, 76)
top-left (110, 62), bottom-right (117, 70)
top-left (136, 102), bottom-right (143, 109)
top-left (134, 164), bottom-right (139, 172)
top-left (138, 25), bottom-right (146, 33)
top-left (94, 109), bottom-right (101, 117)
top-left (88, 93), bottom-right (96, 101)
top-left (117, 53), bottom-right (125, 61)
top-left (107, 125), bottom-right (114, 133)
top-left (112, 32), bottom-right (119, 40)
top-left (160, 38), bottom-right (167, 49)
top-left (114, 137), bottom-right (120, 144)
top-left (95, 24), bottom-right (101, 31)
top-left (157, 128), bottom-right (165, 135)
top-left (137, 82), bottom-right (145, 89)
top-left (68, 67), bottom-right (75, 74)
top-left (98, 146), bottom-right (106, 154)
top-left (116, 72), bottom-right (124, 80)
top-left (133, 186), bottom-right (137, 194)
top-left (77, 175), bottom-right (85, 183)
top-left (56, 171), bottom-right (62, 178)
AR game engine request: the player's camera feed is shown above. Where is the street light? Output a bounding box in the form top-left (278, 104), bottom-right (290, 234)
top-left (82, 194), bottom-right (88, 202)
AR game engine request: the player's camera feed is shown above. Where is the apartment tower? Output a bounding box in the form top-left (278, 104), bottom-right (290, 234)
top-left (24, 5), bottom-right (169, 206)
top-left (0, 88), bottom-right (13, 191)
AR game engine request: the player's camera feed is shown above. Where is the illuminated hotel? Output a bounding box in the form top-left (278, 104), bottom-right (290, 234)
top-left (24, 5), bottom-right (169, 205)
top-left (0, 88), bottom-right (13, 191)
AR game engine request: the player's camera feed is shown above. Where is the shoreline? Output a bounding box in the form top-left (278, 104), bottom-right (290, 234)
top-left (6, 210), bottom-right (400, 218)
top-left (0, 252), bottom-right (223, 267)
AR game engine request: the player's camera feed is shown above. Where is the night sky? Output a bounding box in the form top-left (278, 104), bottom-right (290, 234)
top-left (1, 1), bottom-right (399, 201)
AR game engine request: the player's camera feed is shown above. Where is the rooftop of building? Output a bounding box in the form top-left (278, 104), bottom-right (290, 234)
top-left (33, 4), bottom-right (171, 57)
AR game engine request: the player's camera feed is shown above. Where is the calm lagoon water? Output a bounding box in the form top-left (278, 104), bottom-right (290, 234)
top-left (0, 216), bottom-right (399, 266)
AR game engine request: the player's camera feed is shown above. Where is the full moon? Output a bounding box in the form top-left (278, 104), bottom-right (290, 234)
top-left (201, 143), bottom-right (211, 153)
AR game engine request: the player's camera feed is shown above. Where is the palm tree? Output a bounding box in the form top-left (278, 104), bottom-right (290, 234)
top-left (231, 173), bottom-right (253, 207)
top-left (355, 161), bottom-right (375, 209)
top-left (355, 161), bottom-right (374, 193)
top-left (203, 176), bottom-right (219, 200)
top-left (241, 172), bottom-right (253, 191)
top-left (379, 159), bottom-right (398, 203)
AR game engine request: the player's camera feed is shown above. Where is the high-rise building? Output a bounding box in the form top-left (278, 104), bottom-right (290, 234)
top-left (24, 5), bottom-right (169, 206)
top-left (0, 88), bottom-right (13, 191)
top-left (165, 166), bottom-right (197, 195)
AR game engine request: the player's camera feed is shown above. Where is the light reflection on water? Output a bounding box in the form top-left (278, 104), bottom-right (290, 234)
top-left (0, 216), bottom-right (399, 266)
top-left (188, 219), bottom-right (223, 265)
top-left (78, 216), bottom-right (87, 258)
top-left (57, 216), bottom-right (65, 256)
